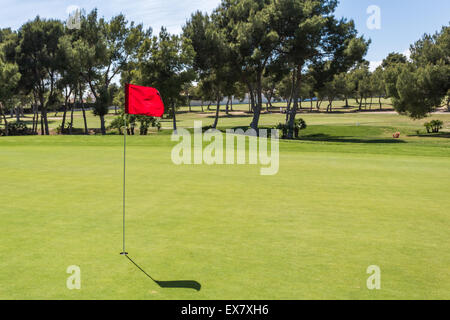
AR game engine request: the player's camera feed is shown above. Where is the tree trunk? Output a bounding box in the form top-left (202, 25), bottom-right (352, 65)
top-left (16, 107), bottom-right (20, 122)
top-left (316, 98), bottom-right (323, 110)
top-left (0, 103), bottom-right (9, 136)
top-left (62, 99), bottom-right (68, 135)
top-left (268, 85), bottom-right (275, 111)
top-left (327, 98), bottom-right (333, 113)
top-left (34, 111), bottom-right (39, 135)
top-left (40, 95), bottom-right (50, 135)
top-left (172, 105), bottom-right (177, 132)
top-left (317, 99), bottom-right (323, 110)
top-left (33, 103), bottom-right (39, 135)
top-left (250, 71), bottom-right (263, 131)
top-left (32, 106), bottom-right (36, 133)
top-left (230, 96), bottom-right (233, 111)
top-left (82, 103), bottom-right (88, 135)
top-left (379, 96), bottom-right (382, 110)
top-left (100, 114), bottom-right (106, 135)
top-left (42, 108), bottom-right (49, 135)
top-left (285, 97), bottom-right (291, 122)
top-left (201, 100), bottom-right (204, 112)
top-left (225, 97), bottom-right (230, 115)
top-left (40, 113), bottom-right (44, 136)
top-left (213, 96), bottom-right (221, 129)
top-left (286, 71), bottom-right (296, 122)
top-left (188, 97), bottom-right (191, 112)
top-left (69, 106), bottom-right (74, 135)
top-left (249, 91), bottom-right (255, 113)
top-left (287, 66), bottom-right (302, 139)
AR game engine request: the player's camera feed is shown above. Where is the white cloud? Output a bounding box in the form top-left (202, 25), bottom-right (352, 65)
top-left (369, 60), bottom-right (382, 72)
top-left (403, 48), bottom-right (411, 60)
top-left (0, 0), bottom-right (221, 34)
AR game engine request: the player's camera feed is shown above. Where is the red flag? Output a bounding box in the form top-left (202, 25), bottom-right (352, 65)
top-left (125, 84), bottom-right (165, 117)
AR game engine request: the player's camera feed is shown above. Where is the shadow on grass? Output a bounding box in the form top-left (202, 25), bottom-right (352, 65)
top-left (298, 133), bottom-right (407, 144)
top-left (124, 255), bottom-right (201, 291)
top-left (204, 113), bottom-right (253, 119)
top-left (408, 132), bottom-right (450, 138)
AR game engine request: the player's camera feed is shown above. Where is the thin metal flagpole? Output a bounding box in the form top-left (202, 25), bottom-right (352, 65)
top-left (121, 116), bottom-right (128, 256)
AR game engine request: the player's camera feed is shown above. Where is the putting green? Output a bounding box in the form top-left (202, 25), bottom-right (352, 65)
top-left (1, 113), bottom-right (449, 299)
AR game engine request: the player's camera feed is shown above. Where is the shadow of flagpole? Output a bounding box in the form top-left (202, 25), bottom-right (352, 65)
top-left (124, 255), bottom-right (201, 291)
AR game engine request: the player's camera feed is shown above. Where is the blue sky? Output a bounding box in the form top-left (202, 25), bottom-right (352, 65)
top-left (1, 0), bottom-right (449, 70)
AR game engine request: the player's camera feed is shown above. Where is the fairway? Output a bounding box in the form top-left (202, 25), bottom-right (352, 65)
top-left (1, 113), bottom-right (449, 300)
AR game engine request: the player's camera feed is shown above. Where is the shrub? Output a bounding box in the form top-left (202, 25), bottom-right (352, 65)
top-left (109, 115), bottom-right (161, 135)
top-left (56, 122), bottom-right (72, 135)
top-left (276, 118), bottom-right (307, 139)
top-left (2, 121), bottom-right (32, 136)
top-left (109, 117), bottom-right (126, 135)
top-left (424, 120), bottom-right (444, 133)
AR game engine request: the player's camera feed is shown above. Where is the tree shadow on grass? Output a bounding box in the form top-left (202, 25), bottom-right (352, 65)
top-left (124, 255), bottom-right (201, 291)
top-left (204, 113), bottom-right (253, 119)
top-left (408, 132), bottom-right (450, 138)
top-left (298, 133), bottom-right (407, 144)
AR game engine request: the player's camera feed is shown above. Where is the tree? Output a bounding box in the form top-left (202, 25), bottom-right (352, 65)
top-left (382, 52), bottom-right (407, 69)
top-left (274, 0), bottom-right (369, 137)
top-left (0, 46), bottom-right (21, 136)
top-left (276, 72), bottom-right (295, 111)
top-left (184, 11), bottom-right (236, 128)
top-left (16, 17), bottom-right (65, 135)
top-left (133, 27), bottom-right (195, 132)
top-left (215, 0), bottom-right (279, 130)
top-left (394, 63), bottom-right (447, 119)
top-left (323, 72), bottom-right (347, 112)
top-left (75, 10), bottom-right (149, 134)
top-left (262, 59), bottom-right (289, 112)
top-left (57, 33), bottom-right (88, 134)
top-left (371, 67), bottom-right (386, 110)
top-left (391, 25), bottom-right (449, 118)
top-left (348, 62), bottom-right (371, 111)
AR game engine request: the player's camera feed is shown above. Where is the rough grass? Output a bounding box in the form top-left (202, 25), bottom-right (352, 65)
top-left (0, 112), bottom-right (449, 300)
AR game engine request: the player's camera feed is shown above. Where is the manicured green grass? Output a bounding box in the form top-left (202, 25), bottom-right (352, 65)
top-left (0, 112), bottom-right (449, 300)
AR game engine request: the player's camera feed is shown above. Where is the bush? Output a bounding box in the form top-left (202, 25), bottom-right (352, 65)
top-left (1, 121), bottom-right (32, 136)
top-left (424, 120), bottom-right (444, 133)
top-left (276, 118), bottom-right (307, 139)
top-left (109, 117), bottom-right (126, 134)
top-left (109, 115), bottom-right (161, 135)
top-left (56, 122), bottom-right (72, 135)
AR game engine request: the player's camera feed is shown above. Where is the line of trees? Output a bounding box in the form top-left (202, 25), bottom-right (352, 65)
top-left (0, 1), bottom-right (449, 137)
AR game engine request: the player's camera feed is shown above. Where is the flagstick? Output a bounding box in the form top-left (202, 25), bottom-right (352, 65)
top-left (121, 117), bottom-right (128, 256)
